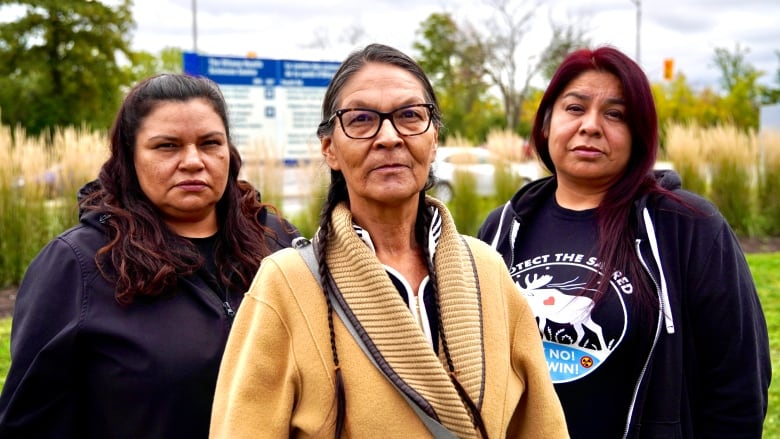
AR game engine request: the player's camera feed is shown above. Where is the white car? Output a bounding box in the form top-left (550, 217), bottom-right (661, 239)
top-left (431, 146), bottom-right (543, 202)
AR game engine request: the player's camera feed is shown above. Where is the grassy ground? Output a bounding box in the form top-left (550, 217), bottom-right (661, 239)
top-left (0, 317), bottom-right (9, 388)
top-left (749, 252), bottom-right (780, 437)
top-left (0, 253), bottom-right (777, 436)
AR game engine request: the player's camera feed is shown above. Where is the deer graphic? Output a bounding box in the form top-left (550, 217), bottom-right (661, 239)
top-left (518, 273), bottom-right (608, 351)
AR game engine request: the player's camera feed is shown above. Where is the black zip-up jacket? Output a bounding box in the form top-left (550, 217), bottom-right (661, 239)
top-left (477, 172), bottom-right (770, 438)
top-left (0, 184), bottom-right (300, 438)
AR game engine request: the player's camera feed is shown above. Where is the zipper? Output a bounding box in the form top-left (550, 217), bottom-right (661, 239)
top-left (222, 300), bottom-right (235, 318)
top-left (621, 238), bottom-right (664, 439)
top-left (202, 272), bottom-right (236, 320)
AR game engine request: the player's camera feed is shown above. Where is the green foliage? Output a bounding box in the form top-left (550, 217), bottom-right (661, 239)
top-left (492, 162), bottom-right (524, 203)
top-left (710, 159), bottom-right (755, 236)
top-left (446, 170), bottom-right (481, 236)
top-left (286, 180), bottom-right (327, 239)
top-left (653, 70), bottom-right (761, 136)
top-left (712, 44), bottom-right (763, 131)
top-left (0, 0), bottom-right (135, 135)
top-left (413, 13), bottom-right (503, 144)
top-left (124, 46), bottom-right (184, 84)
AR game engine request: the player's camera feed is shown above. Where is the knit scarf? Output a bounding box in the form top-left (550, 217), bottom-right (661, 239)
top-left (325, 197), bottom-right (485, 439)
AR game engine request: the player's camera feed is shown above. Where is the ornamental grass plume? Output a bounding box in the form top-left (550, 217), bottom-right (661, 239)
top-left (758, 130), bottom-right (780, 236)
top-left (664, 122), bottom-right (709, 197)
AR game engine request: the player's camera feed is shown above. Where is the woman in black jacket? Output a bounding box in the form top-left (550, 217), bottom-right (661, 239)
top-left (0, 74), bottom-right (300, 438)
top-left (478, 46), bottom-right (770, 438)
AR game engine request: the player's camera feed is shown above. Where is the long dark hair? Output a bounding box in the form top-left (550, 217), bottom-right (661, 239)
top-left (81, 74), bottom-right (274, 305)
top-left (315, 43), bottom-right (487, 438)
top-left (531, 46), bottom-right (667, 312)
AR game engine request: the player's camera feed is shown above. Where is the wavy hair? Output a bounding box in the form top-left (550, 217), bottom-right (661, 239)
top-left (81, 74), bottom-right (275, 305)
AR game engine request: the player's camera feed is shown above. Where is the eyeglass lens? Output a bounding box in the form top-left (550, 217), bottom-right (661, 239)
top-left (339, 104), bottom-right (431, 139)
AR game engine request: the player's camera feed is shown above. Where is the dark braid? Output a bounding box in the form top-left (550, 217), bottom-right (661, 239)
top-left (416, 194), bottom-right (489, 438)
top-left (316, 170), bottom-right (349, 439)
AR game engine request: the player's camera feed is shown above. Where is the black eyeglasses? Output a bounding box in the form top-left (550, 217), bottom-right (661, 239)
top-left (322, 103), bottom-right (435, 139)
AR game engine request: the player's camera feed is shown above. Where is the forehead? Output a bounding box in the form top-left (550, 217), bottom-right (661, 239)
top-left (338, 62), bottom-right (427, 108)
top-left (560, 70), bottom-right (623, 99)
top-left (141, 99), bottom-right (222, 125)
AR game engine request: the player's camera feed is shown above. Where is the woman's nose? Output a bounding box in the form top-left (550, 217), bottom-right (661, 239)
top-left (373, 118), bottom-right (403, 148)
top-left (579, 111), bottom-right (603, 137)
top-left (180, 144), bottom-right (205, 169)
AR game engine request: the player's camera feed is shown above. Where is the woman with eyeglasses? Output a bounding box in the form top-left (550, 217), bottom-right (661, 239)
top-left (209, 43), bottom-right (568, 439)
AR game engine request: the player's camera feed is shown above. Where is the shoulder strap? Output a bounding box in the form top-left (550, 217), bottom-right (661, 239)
top-left (292, 238), bottom-right (458, 439)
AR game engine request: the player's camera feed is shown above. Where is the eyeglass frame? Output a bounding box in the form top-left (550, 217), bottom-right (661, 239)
top-left (319, 103), bottom-right (436, 140)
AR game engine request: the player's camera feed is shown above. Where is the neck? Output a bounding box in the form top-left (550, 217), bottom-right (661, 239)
top-left (165, 211), bottom-right (219, 238)
top-left (555, 180), bottom-right (607, 210)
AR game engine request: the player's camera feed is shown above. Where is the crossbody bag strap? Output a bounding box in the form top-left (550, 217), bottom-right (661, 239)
top-left (292, 238), bottom-right (458, 439)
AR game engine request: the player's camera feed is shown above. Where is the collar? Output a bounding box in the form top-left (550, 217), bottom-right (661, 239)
top-left (325, 198), bottom-right (484, 438)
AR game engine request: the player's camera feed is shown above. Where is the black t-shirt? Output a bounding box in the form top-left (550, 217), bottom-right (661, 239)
top-left (189, 234), bottom-right (226, 299)
top-left (512, 196), bottom-right (647, 439)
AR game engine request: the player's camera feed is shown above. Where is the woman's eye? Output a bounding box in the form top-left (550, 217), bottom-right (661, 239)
top-left (566, 104), bottom-right (584, 113)
top-left (397, 109), bottom-right (421, 120)
top-left (606, 110), bottom-right (625, 120)
top-left (350, 112), bottom-right (375, 124)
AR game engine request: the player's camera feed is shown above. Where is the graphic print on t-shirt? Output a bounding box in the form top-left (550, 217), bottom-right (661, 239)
top-left (510, 253), bottom-right (634, 383)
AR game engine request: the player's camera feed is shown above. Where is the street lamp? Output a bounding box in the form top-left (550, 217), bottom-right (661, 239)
top-left (192, 0), bottom-right (198, 53)
top-left (630, 0), bottom-right (641, 65)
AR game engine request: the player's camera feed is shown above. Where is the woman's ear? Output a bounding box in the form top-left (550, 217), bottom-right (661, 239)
top-left (321, 137), bottom-right (340, 170)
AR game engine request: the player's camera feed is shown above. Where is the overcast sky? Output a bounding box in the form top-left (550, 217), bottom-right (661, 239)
top-left (128, 0), bottom-right (779, 91)
top-left (4, 0), bottom-right (779, 91)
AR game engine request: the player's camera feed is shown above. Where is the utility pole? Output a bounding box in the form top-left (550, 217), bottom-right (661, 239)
top-left (630, 0), bottom-right (641, 65)
top-left (192, 0), bottom-right (198, 53)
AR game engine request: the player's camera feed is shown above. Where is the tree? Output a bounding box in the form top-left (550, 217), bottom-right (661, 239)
top-left (444, 0), bottom-right (589, 133)
top-left (537, 15), bottom-right (590, 82)
top-left (125, 47), bottom-right (184, 85)
top-left (0, 0), bottom-right (135, 136)
top-left (463, 0), bottom-right (540, 132)
top-left (762, 50), bottom-right (780, 105)
top-left (712, 44), bottom-right (763, 131)
top-left (413, 13), bottom-right (502, 143)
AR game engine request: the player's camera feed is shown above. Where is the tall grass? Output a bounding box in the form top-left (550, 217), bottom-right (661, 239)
top-left (0, 124), bottom-right (105, 287)
top-left (2, 122), bottom-right (779, 285)
top-left (706, 126), bottom-right (756, 236)
top-left (758, 131), bottom-right (780, 236)
top-left (239, 138), bottom-right (327, 238)
top-left (664, 124), bottom-right (780, 237)
top-left (485, 129), bottom-right (538, 203)
top-left (665, 123), bottom-right (709, 196)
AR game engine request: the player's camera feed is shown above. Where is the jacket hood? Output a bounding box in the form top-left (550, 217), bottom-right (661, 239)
top-left (653, 169), bottom-right (682, 191)
top-left (76, 179), bottom-right (109, 229)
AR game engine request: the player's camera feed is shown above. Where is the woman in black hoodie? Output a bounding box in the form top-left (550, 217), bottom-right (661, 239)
top-left (478, 46), bottom-right (769, 438)
top-left (0, 74), bottom-right (299, 438)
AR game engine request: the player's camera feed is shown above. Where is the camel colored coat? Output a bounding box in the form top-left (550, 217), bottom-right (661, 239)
top-left (210, 200), bottom-right (567, 438)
